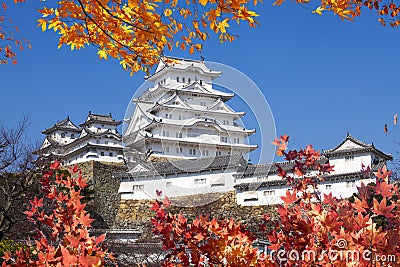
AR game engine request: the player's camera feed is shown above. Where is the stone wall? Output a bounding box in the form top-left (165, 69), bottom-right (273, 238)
top-left (115, 191), bottom-right (277, 240)
top-left (73, 161), bottom-right (276, 239)
top-left (75, 161), bottom-right (126, 229)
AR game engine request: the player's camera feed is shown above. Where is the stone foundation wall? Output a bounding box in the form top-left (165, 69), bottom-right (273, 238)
top-left (115, 191), bottom-right (277, 240)
top-left (72, 161), bottom-right (276, 238)
top-left (74, 161), bottom-right (126, 229)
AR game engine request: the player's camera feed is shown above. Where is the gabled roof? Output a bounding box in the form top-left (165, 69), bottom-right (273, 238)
top-left (323, 133), bottom-right (392, 160)
top-left (234, 157), bottom-right (328, 178)
top-left (79, 111), bottom-right (121, 127)
top-left (181, 82), bottom-right (234, 100)
top-left (42, 117), bottom-right (81, 134)
top-left (114, 154), bottom-right (247, 179)
top-left (157, 92), bottom-right (192, 109)
top-left (208, 98), bottom-right (243, 115)
top-left (141, 82), bottom-right (234, 102)
top-left (146, 56), bottom-right (221, 81)
top-left (143, 117), bottom-right (256, 135)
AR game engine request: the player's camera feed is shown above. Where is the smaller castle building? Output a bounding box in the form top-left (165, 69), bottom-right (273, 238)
top-left (36, 112), bottom-right (124, 165)
top-left (116, 134), bottom-right (392, 206)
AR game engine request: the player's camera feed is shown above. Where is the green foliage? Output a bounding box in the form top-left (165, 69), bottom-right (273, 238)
top-left (0, 240), bottom-right (22, 264)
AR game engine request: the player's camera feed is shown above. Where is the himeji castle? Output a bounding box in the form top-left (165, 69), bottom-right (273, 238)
top-left (36, 112), bottom-right (124, 165)
top-left (123, 56), bottom-right (257, 161)
top-left (35, 56), bottom-right (394, 207)
top-left (116, 57), bottom-right (393, 205)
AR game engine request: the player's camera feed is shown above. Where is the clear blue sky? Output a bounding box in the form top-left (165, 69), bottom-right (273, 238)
top-left (1, 0), bottom-right (399, 165)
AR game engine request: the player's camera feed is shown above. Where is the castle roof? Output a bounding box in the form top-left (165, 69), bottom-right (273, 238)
top-left (141, 82), bottom-right (234, 101)
top-left (143, 117), bottom-right (256, 135)
top-left (42, 117), bottom-right (80, 134)
top-left (145, 93), bottom-right (244, 117)
top-left (323, 133), bottom-right (392, 160)
top-left (115, 154), bottom-right (247, 180)
top-left (233, 157), bottom-right (328, 178)
top-left (146, 56), bottom-right (221, 81)
top-left (80, 112), bottom-right (121, 127)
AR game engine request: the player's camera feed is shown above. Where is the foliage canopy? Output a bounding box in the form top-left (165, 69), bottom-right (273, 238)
top-left (1, 0), bottom-right (400, 73)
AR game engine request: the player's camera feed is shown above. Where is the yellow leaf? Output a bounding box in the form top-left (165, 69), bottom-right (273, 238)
top-left (199, 0), bottom-right (208, 6)
top-left (97, 50), bottom-right (108, 60)
top-left (37, 19), bottom-right (47, 32)
top-left (120, 61), bottom-right (128, 70)
top-left (164, 8), bottom-right (172, 17)
top-left (313, 6), bottom-right (324, 15)
top-left (216, 18), bottom-right (229, 33)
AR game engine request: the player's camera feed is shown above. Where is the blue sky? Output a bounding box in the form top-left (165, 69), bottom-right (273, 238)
top-left (1, 0), bottom-right (399, 165)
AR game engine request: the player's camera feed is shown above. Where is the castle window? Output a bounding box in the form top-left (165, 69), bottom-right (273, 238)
top-left (96, 140), bottom-right (100, 144)
top-left (177, 77), bottom-right (179, 82)
top-left (233, 138), bottom-right (240, 144)
top-left (188, 78), bottom-right (191, 83)
top-left (194, 178), bottom-right (206, 185)
top-left (200, 80), bottom-right (203, 85)
top-left (164, 147), bottom-right (170, 153)
top-left (176, 132), bottom-right (183, 138)
top-left (346, 181), bottom-right (356, 188)
top-left (200, 101), bottom-right (206, 107)
top-left (176, 147), bottom-right (182, 154)
top-left (326, 184), bottom-right (332, 190)
top-left (162, 131), bottom-right (169, 137)
top-left (244, 198), bottom-right (258, 202)
top-left (189, 148), bottom-right (196, 155)
top-left (61, 133), bottom-right (66, 138)
top-left (101, 152), bottom-right (104, 156)
top-left (163, 78), bottom-right (166, 84)
top-left (221, 136), bottom-right (228, 143)
top-left (105, 141), bottom-right (109, 145)
top-left (182, 77), bottom-right (185, 83)
top-left (345, 155), bottom-right (354, 162)
top-left (202, 150), bottom-right (209, 156)
top-left (71, 134), bottom-right (75, 139)
top-left (133, 184), bottom-right (144, 191)
top-left (264, 190), bottom-right (275, 196)
top-left (109, 152), bottom-right (113, 157)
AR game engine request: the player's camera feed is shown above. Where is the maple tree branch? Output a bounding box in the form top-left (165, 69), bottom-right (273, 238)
top-left (187, 239), bottom-right (224, 264)
top-left (93, 0), bottom-right (154, 34)
top-left (76, 0), bottom-right (139, 55)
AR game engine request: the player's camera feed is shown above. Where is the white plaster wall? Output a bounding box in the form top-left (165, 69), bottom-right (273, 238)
top-left (328, 153), bottom-right (372, 174)
top-left (119, 169), bottom-right (237, 200)
top-left (236, 178), bottom-right (376, 206)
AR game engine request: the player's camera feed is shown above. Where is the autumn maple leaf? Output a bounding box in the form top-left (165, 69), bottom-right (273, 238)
top-left (281, 189), bottom-right (298, 204)
top-left (373, 197), bottom-right (396, 218)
